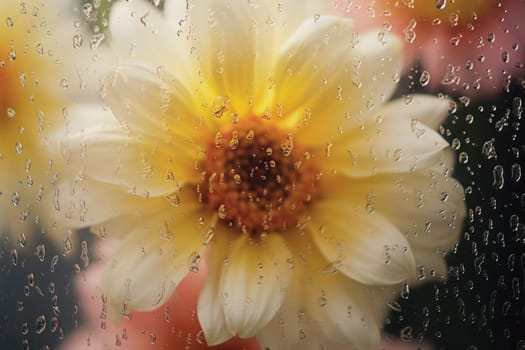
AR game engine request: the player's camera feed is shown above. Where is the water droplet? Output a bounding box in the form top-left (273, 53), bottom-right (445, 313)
top-left (11, 249), bottom-right (18, 266)
top-left (400, 326), bottom-right (413, 341)
top-left (36, 43), bottom-right (44, 56)
top-left (229, 131), bottom-right (239, 150)
top-left (202, 226), bottom-right (215, 246)
top-left (451, 138), bottom-right (461, 150)
top-left (6, 107), bottom-right (16, 119)
top-left (35, 244), bottom-right (46, 262)
top-left (82, 3), bottom-right (93, 18)
top-left (35, 315), bottom-right (46, 334)
top-left (492, 165), bottom-right (504, 190)
top-left (214, 132), bottom-right (223, 147)
top-left (387, 300), bottom-right (402, 312)
top-left (27, 273), bottom-right (35, 287)
top-left (233, 174), bottom-right (241, 184)
top-left (18, 233), bottom-right (26, 247)
top-left (458, 152), bottom-right (469, 164)
top-left (89, 33), bottom-right (105, 49)
top-left (481, 139), bottom-right (497, 159)
top-left (188, 251), bottom-right (201, 272)
top-left (510, 163), bottom-right (521, 182)
top-left (15, 141), bottom-right (23, 154)
top-left (49, 317), bottom-right (59, 333)
top-left (419, 70), bottom-right (431, 87)
top-left (435, 0), bottom-right (446, 10)
top-left (50, 255), bottom-right (59, 272)
top-left (501, 51), bottom-right (510, 63)
top-left (166, 193), bottom-right (181, 206)
top-left (72, 34), bottom-right (83, 49)
top-left (212, 96), bottom-right (230, 119)
top-left (11, 192), bottom-right (20, 206)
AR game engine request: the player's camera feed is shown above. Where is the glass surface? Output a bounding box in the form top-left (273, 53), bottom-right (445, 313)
top-left (0, 1), bottom-right (523, 349)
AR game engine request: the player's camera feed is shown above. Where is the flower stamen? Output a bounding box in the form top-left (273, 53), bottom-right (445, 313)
top-left (200, 116), bottom-right (320, 235)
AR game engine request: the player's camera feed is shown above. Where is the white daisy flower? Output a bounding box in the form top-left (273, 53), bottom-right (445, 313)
top-left (54, 0), bottom-right (466, 348)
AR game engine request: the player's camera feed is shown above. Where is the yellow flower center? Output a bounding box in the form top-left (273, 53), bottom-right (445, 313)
top-left (379, 0), bottom-right (494, 27)
top-left (199, 116), bottom-right (320, 234)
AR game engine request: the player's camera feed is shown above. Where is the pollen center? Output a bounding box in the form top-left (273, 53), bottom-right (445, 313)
top-left (200, 116), bottom-right (320, 234)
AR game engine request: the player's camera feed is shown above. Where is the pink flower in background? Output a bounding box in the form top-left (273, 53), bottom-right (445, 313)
top-left (342, 0), bottom-right (525, 97)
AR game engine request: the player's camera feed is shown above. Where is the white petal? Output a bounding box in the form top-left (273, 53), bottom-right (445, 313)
top-left (258, 238), bottom-right (385, 350)
top-left (256, 295), bottom-right (304, 350)
top-left (323, 163), bottom-right (465, 251)
top-left (104, 63), bottom-right (214, 144)
top-left (108, 0), bottom-right (192, 76)
top-left (309, 199), bottom-right (417, 285)
top-left (324, 97), bottom-right (449, 177)
top-left (197, 227), bottom-right (235, 345)
top-left (303, 273), bottom-right (382, 350)
top-left (275, 27), bottom-right (403, 146)
top-left (218, 232), bottom-right (293, 338)
top-left (379, 94), bottom-right (453, 129)
top-left (60, 100), bottom-right (197, 195)
top-left (101, 204), bottom-right (209, 322)
top-left (53, 178), bottom-right (165, 228)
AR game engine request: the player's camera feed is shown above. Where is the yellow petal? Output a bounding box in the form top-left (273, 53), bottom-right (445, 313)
top-left (188, 0), bottom-right (277, 116)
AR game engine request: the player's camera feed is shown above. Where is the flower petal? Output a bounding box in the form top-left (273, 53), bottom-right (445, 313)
top-left (197, 227), bottom-right (234, 346)
top-left (104, 64), bottom-right (214, 142)
top-left (101, 203), bottom-right (209, 322)
top-left (53, 178), bottom-right (166, 228)
top-left (324, 97), bottom-right (449, 177)
top-left (323, 161), bottom-right (465, 251)
top-left (309, 199), bottom-right (417, 285)
top-left (108, 0), bottom-right (192, 76)
top-left (218, 232), bottom-right (293, 339)
top-left (382, 94), bottom-right (453, 129)
top-left (60, 103), bottom-right (196, 195)
top-left (258, 235), bottom-right (386, 350)
top-left (273, 23), bottom-right (403, 146)
top-left (302, 271), bottom-right (382, 350)
top-left (188, 0), bottom-right (278, 116)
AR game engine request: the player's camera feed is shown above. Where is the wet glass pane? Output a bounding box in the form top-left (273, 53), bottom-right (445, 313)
top-left (1, 1), bottom-right (523, 349)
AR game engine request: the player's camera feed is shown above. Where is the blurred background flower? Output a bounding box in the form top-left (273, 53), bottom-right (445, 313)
top-left (342, 0), bottom-right (525, 98)
top-left (0, 0), bottom-right (103, 246)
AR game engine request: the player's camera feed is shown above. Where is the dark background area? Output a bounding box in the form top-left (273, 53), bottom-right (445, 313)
top-left (383, 76), bottom-right (525, 349)
top-left (0, 230), bottom-right (90, 350)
